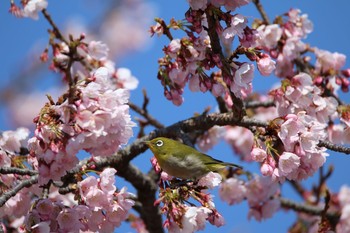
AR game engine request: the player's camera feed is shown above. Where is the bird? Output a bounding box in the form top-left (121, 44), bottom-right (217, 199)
top-left (145, 137), bottom-right (242, 180)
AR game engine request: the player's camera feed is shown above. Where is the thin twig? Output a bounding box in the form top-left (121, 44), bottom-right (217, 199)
top-left (129, 101), bottom-right (164, 129)
top-left (41, 9), bottom-right (68, 44)
top-left (252, 0), bottom-right (270, 24)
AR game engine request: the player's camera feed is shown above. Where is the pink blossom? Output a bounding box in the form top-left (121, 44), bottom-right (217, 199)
top-left (196, 126), bottom-right (223, 152)
top-left (278, 152), bottom-right (300, 178)
top-left (212, 0), bottom-right (250, 11)
top-left (0, 150), bottom-right (11, 167)
top-left (150, 22), bottom-right (163, 37)
top-left (286, 9), bottom-right (313, 38)
top-left (282, 37), bottom-right (306, 60)
top-left (168, 39), bottom-right (181, 57)
top-left (219, 177), bottom-right (246, 205)
top-left (31, 222), bottom-right (51, 232)
top-left (198, 172), bottom-right (222, 189)
top-left (99, 168), bottom-right (117, 195)
top-left (182, 207), bottom-right (212, 232)
top-left (328, 124), bottom-right (350, 145)
top-left (276, 112), bottom-right (328, 180)
top-left (245, 176), bottom-right (279, 206)
top-left (250, 147), bottom-right (267, 162)
top-left (222, 14), bottom-right (247, 40)
top-left (115, 67), bottom-right (139, 90)
top-left (23, 0), bottom-right (48, 20)
top-left (230, 63), bottom-right (254, 98)
top-left (248, 199), bottom-right (280, 221)
top-left (168, 63), bottom-right (188, 86)
top-left (338, 185), bottom-right (350, 206)
top-left (188, 74), bottom-right (201, 92)
top-left (53, 42), bottom-right (70, 67)
top-left (88, 41), bottom-right (109, 60)
top-left (336, 186), bottom-right (350, 233)
top-left (272, 72), bottom-right (338, 123)
top-left (57, 208), bottom-right (84, 232)
top-left (78, 176), bottom-right (99, 199)
top-left (0, 190), bottom-right (31, 218)
top-left (0, 127), bottom-right (30, 153)
top-left (315, 48), bottom-right (346, 73)
top-left (165, 88), bottom-right (184, 106)
top-left (256, 24), bottom-right (283, 50)
top-left (245, 176), bottom-right (280, 220)
top-left (274, 53), bottom-right (294, 77)
top-left (211, 83), bottom-right (225, 97)
top-left (187, 0), bottom-right (208, 10)
top-left (207, 210), bottom-right (225, 227)
top-left (337, 205), bottom-right (350, 233)
top-left (224, 126), bottom-right (254, 161)
top-left (257, 54), bottom-right (276, 76)
top-left (260, 163), bottom-right (274, 176)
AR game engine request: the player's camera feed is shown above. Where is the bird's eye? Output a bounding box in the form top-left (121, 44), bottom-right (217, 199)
top-left (155, 140), bottom-right (163, 147)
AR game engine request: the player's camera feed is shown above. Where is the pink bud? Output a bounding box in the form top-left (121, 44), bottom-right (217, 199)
top-left (261, 163), bottom-right (273, 176)
top-left (341, 68), bottom-right (350, 77)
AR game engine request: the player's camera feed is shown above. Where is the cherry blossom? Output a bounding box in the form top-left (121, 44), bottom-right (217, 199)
top-left (219, 177), bottom-right (246, 205)
top-left (257, 54), bottom-right (276, 76)
top-left (187, 0), bottom-right (208, 10)
top-left (23, 0), bottom-right (48, 20)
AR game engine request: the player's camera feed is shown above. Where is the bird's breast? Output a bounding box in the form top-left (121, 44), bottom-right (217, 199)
top-left (157, 153), bottom-right (209, 179)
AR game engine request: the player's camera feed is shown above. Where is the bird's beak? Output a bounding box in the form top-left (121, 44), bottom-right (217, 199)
top-left (144, 140), bottom-right (150, 146)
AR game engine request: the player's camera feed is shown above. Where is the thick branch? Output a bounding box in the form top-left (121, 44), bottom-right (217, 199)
top-left (0, 175), bottom-right (38, 206)
top-left (280, 197), bottom-right (340, 224)
top-left (117, 164), bottom-right (163, 233)
top-left (0, 167), bottom-right (38, 176)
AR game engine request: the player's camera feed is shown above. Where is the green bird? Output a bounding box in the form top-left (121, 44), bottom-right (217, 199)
top-left (145, 137), bottom-right (242, 180)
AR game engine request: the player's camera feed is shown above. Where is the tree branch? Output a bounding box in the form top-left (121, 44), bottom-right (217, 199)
top-left (280, 197), bottom-right (340, 224)
top-left (117, 164), bottom-right (163, 233)
top-left (319, 140), bottom-right (350, 154)
top-left (252, 0), bottom-right (270, 24)
top-left (129, 101), bottom-right (165, 129)
top-left (0, 167), bottom-right (38, 176)
top-left (245, 99), bottom-right (275, 109)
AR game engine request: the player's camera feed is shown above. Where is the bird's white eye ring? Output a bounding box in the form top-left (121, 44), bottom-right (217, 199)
top-left (155, 140), bottom-right (163, 147)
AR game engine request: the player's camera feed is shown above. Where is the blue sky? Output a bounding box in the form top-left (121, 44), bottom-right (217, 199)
top-left (0, 1), bottom-right (349, 232)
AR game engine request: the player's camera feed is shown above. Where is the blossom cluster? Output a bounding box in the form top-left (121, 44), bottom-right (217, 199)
top-left (153, 4), bottom-right (265, 106)
top-left (335, 185), bottom-right (350, 232)
top-left (155, 172), bottom-right (225, 233)
top-left (9, 0), bottom-right (48, 20)
top-left (28, 66), bottom-right (136, 185)
top-left (0, 128), bottom-right (33, 225)
top-left (22, 168), bottom-right (135, 232)
top-left (219, 175), bottom-right (280, 221)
